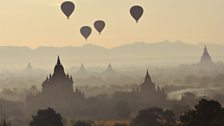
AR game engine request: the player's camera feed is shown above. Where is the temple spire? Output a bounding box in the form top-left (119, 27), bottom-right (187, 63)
top-left (54, 56), bottom-right (65, 75)
top-left (57, 56), bottom-right (61, 65)
top-left (204, 45), bottom-right (207, 53)
top-left (144, 69), bottom-right (152, 83)
top-left (26, 62), bottom-right (33, 71)
top-left (80, 63), bottom-right (85, 70)
top-left (200, 45), bottom-right (213, 65)
top-left (108, 63), bottom-right (112, 70)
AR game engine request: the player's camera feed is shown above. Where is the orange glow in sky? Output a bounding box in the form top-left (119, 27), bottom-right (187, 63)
top-left (0, 0), bottom-right (223, 48)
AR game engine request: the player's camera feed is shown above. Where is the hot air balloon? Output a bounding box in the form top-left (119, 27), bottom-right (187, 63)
top-left (80, 26), bottom-right (92, 40)
top-left (61, 1), bottom-right (75, 19)
top-left (94, 20), bottom-right (106, 34)
top-left (130, 5), bottom-right (144, 23)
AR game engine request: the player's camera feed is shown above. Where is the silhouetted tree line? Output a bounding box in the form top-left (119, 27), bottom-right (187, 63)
top-left (0, 120), bottom-right (11, 126)
top-left (26, 99), bottom-right (224, 126)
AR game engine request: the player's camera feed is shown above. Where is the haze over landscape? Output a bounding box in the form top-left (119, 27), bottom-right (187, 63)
top-left (1, 1), bottom-right (224, 126)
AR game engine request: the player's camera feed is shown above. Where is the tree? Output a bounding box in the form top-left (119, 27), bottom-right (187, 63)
top-left (114, 101), bottom-right (131, 119)
top-left (171, 104), bottom-right (190, 118)
top-left (131, 107), bottom-right (176, 126)
top-left (114, 123), bottom-right (127, 126)
top-left (30, 108), bottom-right (63, 126)
top-left (73, 121), bottom-right (91, 126)
top-left (179, 99), bottom-right (224, 126)
top-left (0, 119), bottom-right (10, 126)
top-left (92, 119), bottom-right (105, 126)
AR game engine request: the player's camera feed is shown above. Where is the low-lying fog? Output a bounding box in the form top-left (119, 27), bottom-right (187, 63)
top-left (1, 62), bottom-right (224, 102)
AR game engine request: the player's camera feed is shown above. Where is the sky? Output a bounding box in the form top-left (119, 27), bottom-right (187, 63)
top-left (0, 0), bottom-right (223, 48)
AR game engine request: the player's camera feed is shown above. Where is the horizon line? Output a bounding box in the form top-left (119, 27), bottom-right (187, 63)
top-left (0, 41), bottom-right (223, 49)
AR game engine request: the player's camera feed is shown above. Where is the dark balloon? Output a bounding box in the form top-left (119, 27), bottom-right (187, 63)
top-left (94, 20), bottom-right (106, 34)
top-left (61, 1), bottom-right (75, 19)
top-left (80, 26), bottom-right (92, 40)
top-left (130, 5), bottom-right (144, 23)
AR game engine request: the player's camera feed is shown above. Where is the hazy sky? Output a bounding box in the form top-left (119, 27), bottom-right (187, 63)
top-left (0, 0), bottom-right (223, 48)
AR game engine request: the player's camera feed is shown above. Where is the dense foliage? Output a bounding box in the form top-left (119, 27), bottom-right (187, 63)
top-left (29, 108), bottom-right (63, 126)
top-left (179, 99), bottom-right (224, 126)
top-left (131, 107), bottom-right (176, 126)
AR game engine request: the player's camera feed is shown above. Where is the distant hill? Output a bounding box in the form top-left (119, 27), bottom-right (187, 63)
top-left (0, 41), bottom-right (224, 69)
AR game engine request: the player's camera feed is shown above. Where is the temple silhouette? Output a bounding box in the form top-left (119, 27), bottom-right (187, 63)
top-left (102, 63), bottom-right (117, 76)
top-left (133, 70), bottom-right (166, 103)
top-left (140, 70), bottom-right (165, 97)
top-left (26, 57), bottom-right (168, 117)
top-left (115, 70), bottom-right (168, 109)
top-left (200, 45), bottom-right (213, 65)
top-left (76, 63), bottom-right (87, 74)
top-left (26, 56), bottom-right (84, 113)
top-left (41, 56), bottom-right (74, 96)
top-left (25, 62), bottom-right (33, 71)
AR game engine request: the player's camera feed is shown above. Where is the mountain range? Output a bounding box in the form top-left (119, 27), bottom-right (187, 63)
top-left (0, 41), bottom-right (224, 69)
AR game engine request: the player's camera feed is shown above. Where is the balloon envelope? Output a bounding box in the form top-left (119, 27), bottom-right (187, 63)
top-left (80, 26), bottom-right (92, 40)
top-left (94, 20), bottom-right (106, 34)
top-left (130, 5), bottom-right (144, 23)
top-left (61, 1), bottom-right (75, 19)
